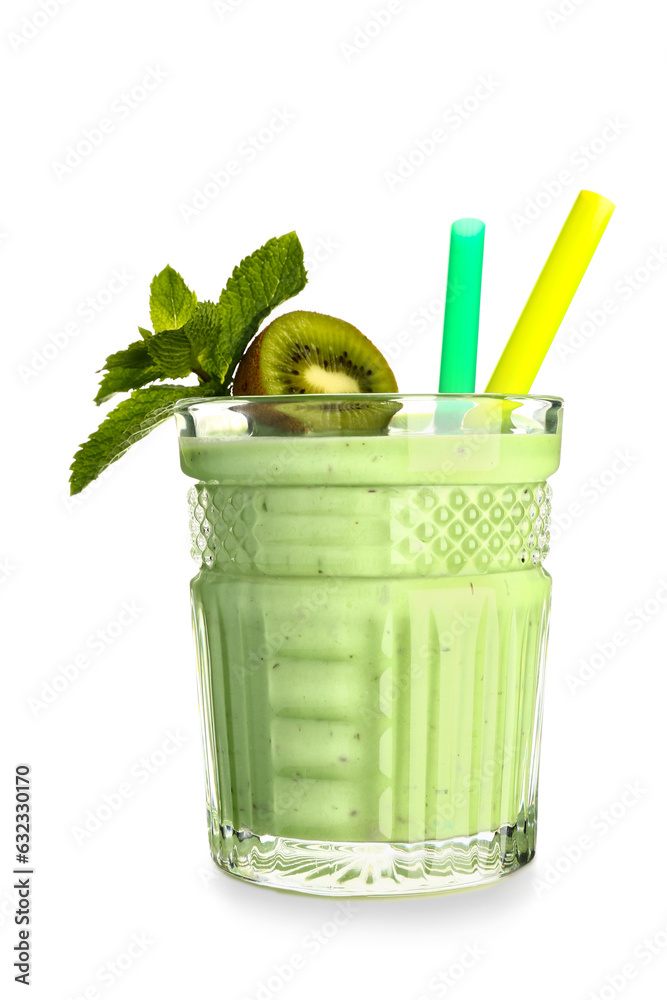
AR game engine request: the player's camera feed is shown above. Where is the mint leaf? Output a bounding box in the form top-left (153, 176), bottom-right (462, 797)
top-left (70, 384), bottom-right (215, 495)
top-left (183, 301), bottom-right (220, 358)
top-left (146, 330), bottom-right (194, 379)
top-left (94, 363), bottom-right (162, 405)
top-left (102, 339), bottom-right (151, 370)
top-left (95, 339), bottom-right (161, 405)
top-left (138, 327), bottom-right (152, 341)
top-left (150, 266), bottom-right (197, 333)
top-left (200, 232), bottom-right (307, 388)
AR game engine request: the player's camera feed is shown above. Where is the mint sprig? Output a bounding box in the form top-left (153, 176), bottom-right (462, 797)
top-left (70, 232), bottom-right (307, 495)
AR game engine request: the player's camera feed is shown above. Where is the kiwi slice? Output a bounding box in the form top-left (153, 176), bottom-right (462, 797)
top-left (233, 311), bottom-right (398, 396)
top-left (232, 311), bottom-right (399, 431)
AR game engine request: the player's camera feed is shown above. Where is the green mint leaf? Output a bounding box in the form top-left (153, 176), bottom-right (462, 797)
top-left (94, 363), bottom-right (162, 406)
top-left (95, 339), bottom-right (161, 404)
top-left (200, 232), bottom-right (307, 388)
top-left (183, 301), bottom-right (220, 357)
top-left (149, 266), bottom-right (197, 333)
top-left (146, 330), bottom-right (194, 379)
top-left (70, 384), bottom-right (216, 496)
top-left (102, 339), bottom-right (151, 371)
top-left (138, 326), bottom-right (152, 341)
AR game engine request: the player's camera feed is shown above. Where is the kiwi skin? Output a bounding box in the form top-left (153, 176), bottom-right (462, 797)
top-left (231, 400), bottom-right (306, 436)
top-left (232, 329), bottom-right (266, 396)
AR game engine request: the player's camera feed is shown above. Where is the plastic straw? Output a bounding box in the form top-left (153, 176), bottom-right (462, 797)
top-left (485, 190), bottom-right (615, 394)
top-left (438, 218), bottom-right (486, 393)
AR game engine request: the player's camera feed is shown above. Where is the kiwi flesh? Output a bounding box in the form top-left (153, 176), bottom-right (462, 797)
top-left (232, 311), bottom-right (399, 431)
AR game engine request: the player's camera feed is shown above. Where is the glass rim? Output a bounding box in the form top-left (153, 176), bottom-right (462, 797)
top-left (174, 392), bottom-right (564, 413)
top-left (175, 393), bottom-right (563, 443)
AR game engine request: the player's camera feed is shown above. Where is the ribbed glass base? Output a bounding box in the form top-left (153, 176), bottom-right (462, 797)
top-left (210, 819), bottom-right (536, 896)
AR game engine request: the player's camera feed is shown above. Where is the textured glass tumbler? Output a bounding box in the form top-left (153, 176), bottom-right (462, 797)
top-left (175, 394), bottom-right (563, 896)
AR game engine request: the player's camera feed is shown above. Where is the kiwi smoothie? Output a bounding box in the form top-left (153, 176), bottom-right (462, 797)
top-left (67, 228), bottom-right (568, 894)
top-left (179, 396), bottom-right (562, 878)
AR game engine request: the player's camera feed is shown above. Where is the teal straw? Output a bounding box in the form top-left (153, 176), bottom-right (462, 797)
top-left (438, 218), bottom-right (486, 393)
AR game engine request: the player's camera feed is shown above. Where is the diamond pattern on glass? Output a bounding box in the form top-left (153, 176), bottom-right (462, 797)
top-left (387, 483), bottom-right (551, 574)
top-left (187, 481), bottom-right (552, 575)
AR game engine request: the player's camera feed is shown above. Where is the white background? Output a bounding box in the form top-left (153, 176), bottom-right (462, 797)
top-left (2, 1), bottom-right (667, 998)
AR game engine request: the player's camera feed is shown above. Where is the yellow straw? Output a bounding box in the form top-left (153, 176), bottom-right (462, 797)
top-left (486, 190), bottom-right (615, 394)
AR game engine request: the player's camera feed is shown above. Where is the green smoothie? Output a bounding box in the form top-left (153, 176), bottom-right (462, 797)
top-left (64, 220), bottom-right (569, 895)
top-left (180, 416), bottom-right (561, 873)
